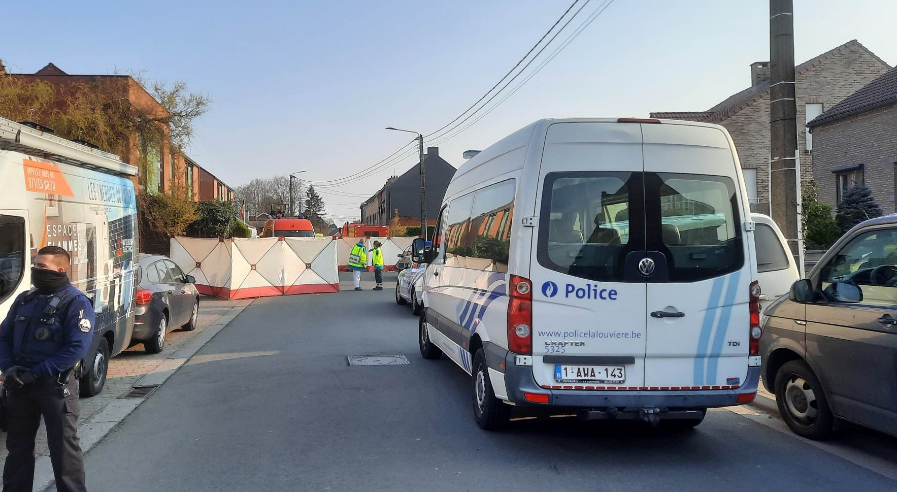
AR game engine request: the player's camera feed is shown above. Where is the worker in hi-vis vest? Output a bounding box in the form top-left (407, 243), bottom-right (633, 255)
top-left (371, 241), bottom-right (384, 290)
top-left (347, 239), bottom-right (367, 291)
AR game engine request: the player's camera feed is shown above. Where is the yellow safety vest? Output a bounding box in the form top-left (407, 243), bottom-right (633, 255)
top-left (372, 247), bottom-right (384, 269)
top-left (348, 243), bottom-right (367, 269)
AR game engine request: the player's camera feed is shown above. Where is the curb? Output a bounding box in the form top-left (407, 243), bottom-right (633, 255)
top-left (35, 302), bottom-right (250, 492)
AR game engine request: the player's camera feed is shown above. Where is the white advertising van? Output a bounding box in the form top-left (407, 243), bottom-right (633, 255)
top-left (413, 118), bottom-right (762, 429)
top-left (0, 117), bottom-right (138, 397)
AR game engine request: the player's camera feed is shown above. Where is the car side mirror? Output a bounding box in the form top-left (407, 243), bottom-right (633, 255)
top-left (411, 238), bottom-right (426, 263)
top-left (184, 275), bottom-right (196, 284)
top-left (789, 279), bottom-right (814, 303)
top-left (397, 254), bottom-right (405, 258)
top-left (829, 281), bottom-right (863, 303)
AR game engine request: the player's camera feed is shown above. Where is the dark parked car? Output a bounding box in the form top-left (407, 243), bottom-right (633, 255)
top-left (761, 215), bottom-right (897, 440)
top-left (133, 255), bottom-right (200, 353)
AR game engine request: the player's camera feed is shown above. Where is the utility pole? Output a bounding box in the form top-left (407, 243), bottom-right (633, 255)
top-left (418, 133), bottom-right (427, 242)
top-left (288, 171), bottom-right (306, 217)
top-left (769, 0), bottom-right (800, 258)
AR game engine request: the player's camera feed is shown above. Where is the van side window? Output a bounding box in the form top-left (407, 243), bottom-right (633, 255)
top-left (0, 215), bottom-right (26, 302)
top-left (754, 223), bottom-right (790, 272)
top-left (431, 206), bottom-right (447, 258)
top-left (465, 180), bottom-right (515, 271)
top-left (538, 172), bottom-right (639, 282)
top-left (652, 173), bottom-right (743, 282)
top-left (443, 193), bottom-right (475, 267)
top-left (820, 228), bottom-right (897, 307)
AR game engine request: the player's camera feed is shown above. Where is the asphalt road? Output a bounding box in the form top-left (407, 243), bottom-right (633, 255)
top-left (80, 273), bottom-right (897, 492)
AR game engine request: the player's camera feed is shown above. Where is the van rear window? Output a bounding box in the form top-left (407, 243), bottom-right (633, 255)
top-left (538, 172), bottom-right (743, 283)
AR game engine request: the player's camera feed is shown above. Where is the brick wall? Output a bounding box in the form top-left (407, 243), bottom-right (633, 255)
top-left (811, 104), bottom-right (897, 212)
top-left (718, 42), bottom-right (889, 207)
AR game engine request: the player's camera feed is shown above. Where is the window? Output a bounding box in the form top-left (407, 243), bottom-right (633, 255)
top-left (821, 228), bottom-right (897, 307)
top-left (466, 180), bottom-right (515, 271)
top-left (742, 168), bottom-right (758, 203)
top-left (443, 193), bottom-right (475, 267)
top-left (805, 103), bottom-right (824, 151)
top-left (157, 262), bottom-right (176, 284)
top-left (835, 167), bottom-right (864, 204)
top-left (186, 163), bottom-right (194, 199)
top-left (538, 172), bottom-right (639, 282)
top-left (655, 173), bottom-right (743, 282)
top-left (755, 223), bottom-right (790, 272)
top-left (165, 260), bottom-right (185, 281)
top-left (146, 263), bottom-right (162, 284)
top-left (0, 215), bottom-right (26, 302)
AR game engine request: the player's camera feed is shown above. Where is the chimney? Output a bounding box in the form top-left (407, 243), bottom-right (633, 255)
top-left (750, 62), bottom-right (770, 86)
top-left (426, 147), bottom-right (439, 158)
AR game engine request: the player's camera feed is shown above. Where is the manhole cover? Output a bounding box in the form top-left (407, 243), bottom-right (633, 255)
top-left (347, 355), bottom-right (410, 366)
top-left (122, 385), bottom-right (159, 399)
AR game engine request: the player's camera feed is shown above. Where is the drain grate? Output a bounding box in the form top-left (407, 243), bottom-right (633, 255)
top-left (347, 355), bottom-right (410, 366)
top-left (122, 384), bottom-right (159, 399)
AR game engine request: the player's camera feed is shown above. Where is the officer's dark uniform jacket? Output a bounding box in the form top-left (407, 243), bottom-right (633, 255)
top-left (0, 283), bottom-right (94, 378)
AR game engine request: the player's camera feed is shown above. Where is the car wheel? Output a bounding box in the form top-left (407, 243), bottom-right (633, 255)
top-left (411, 288), bottom-right (422, 316)
top-left (419, 311), bottom-right (442, 360)
top-left (396, 283), bottom-right (407, 305)
top-left (182, 300), bottom-right (199, 331)
top-left (472, 348), bottom-right (510, 430)
top-left (145, 314), bottom-right (167, 354)
top-left (79, 338), bottom-right (109, 398)
top-left (774, 360), bottom-right (834, 440)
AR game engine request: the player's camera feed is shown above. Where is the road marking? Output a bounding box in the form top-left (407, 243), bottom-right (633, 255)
top-left (722, 406), bottom-right (897, 482)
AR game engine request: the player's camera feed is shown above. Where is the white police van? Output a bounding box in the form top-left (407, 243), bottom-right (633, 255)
top-left (412, 118), bottom-right (762, 429)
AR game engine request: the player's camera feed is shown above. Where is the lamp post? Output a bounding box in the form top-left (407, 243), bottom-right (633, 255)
top-left (289, 170), bottom-right (306, 217)
top-left (386, 127), bottom-right (426, 241)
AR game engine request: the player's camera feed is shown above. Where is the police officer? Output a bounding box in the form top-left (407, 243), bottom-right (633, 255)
top-left (0, 246), bottom-right (93, 492)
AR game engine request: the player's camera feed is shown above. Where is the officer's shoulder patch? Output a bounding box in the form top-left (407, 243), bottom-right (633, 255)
top-left (79, 318), bottom-right (92, 333)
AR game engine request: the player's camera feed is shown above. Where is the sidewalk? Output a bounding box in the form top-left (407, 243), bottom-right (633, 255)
top-left (0, 296), bottom-right (250, 488)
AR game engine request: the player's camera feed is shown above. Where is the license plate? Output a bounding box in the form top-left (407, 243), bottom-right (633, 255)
top-left (554, 365), bottom-right (625, 383)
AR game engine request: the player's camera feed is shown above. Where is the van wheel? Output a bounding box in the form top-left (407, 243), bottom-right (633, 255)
top-left (472, 348), bottom-right (510, 430)
top-left (774, 360), bottom-right (834, 440)
top-left (419, 312), bottom-right (441, 360)
top-left (661, 410), bottom-right (706, 430)
top-left (411, 289), bottom-right (422, 316)
top-left (79, 338), bottom-right (109, 398)
top-left (396, 283), bottom-right (407, 305)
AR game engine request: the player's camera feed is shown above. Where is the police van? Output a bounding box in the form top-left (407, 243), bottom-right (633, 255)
top-left (412, 118), bottom-right (762, 429)
top-left (0, 117), bottom-right (138, 397)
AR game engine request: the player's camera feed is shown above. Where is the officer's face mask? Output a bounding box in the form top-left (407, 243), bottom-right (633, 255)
top-left (31, 267), bottom-right (69, 294)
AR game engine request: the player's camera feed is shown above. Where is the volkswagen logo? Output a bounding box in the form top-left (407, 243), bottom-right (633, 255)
top-left (541, 281), bottom-right (559, 298)
top-left (638, 258), bottom-right (656, 277)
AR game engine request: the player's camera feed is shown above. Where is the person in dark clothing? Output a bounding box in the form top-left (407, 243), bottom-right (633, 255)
top-left (0, 246), bottom-right (94, 492)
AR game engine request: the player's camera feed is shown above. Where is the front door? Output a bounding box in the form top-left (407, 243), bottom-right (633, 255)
top-left (807, 227), bottom-right (897, 435)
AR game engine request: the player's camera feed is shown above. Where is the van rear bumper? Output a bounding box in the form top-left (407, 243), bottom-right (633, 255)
top-left (503, 352), bottom-right (761, 409)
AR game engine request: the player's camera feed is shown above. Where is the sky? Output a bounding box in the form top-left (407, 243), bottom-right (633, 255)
top-left (4, 0), bottom-right (896, 223)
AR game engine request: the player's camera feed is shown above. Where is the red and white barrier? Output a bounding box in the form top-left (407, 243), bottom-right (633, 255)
top-left (170, 237), bottom-right (339, 299)
top-left (336, 237), bottom-right (415, 271)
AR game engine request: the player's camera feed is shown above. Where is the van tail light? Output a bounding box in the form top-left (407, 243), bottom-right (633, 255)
top-left (508, 275), bottom-right (533, 355)
top-left (749, 281), bottom-right (762, 356)
top-left (136, 289), bottom-right (154, 305)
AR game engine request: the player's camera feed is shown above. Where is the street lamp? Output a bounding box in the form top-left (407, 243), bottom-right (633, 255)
top-left (385, 127), bottom-right (427, 241)
top-left (289, 170), bottom-right (306, 217)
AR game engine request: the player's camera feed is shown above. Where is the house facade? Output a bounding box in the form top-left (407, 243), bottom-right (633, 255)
top-left (807, 66), bottom-right (897, 212)
top-left (360, 147), bottom-right (456, 226)
top-left (651, 40), bottom-right (890, 215)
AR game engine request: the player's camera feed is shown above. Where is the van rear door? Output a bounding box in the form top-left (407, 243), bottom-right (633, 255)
top-left (530, 122), bottom-right (647, 389)
top-left (641, 124), bottom-right (751, 388)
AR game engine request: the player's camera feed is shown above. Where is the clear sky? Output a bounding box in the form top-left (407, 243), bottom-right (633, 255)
top-left (4, 0), bottom-right (896, 222)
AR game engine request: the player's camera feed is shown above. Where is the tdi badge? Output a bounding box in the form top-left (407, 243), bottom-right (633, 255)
top-left (35, 326), bottom-right (51, 341)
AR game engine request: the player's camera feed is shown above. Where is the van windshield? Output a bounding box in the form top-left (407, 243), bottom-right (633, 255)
top-left (0, 215), bottom-right (26, 302)
top-left (276, 230), bottom-right (315, 238)
top-left (538, 172), bottom-right (743, 283)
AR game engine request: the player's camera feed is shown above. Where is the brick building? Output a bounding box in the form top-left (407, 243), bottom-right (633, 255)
top-left (651, 40), bottom-right (890, 214)
top-left (807, 65), bottom-right (897, 212)
top-left (4, 63), bottom-right (232, 201)
top-left (197, 163), bottom-right (235, 202)
top-left (360, 147), bottom-right (456, 226)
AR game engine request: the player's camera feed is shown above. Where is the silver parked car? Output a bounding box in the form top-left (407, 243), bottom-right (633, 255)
top-left (395, 243), bottom-right (428, 315)
top-left (133, 255), bottom-right (200, 353)
top-left (760, 215), bottom-right (897, 439)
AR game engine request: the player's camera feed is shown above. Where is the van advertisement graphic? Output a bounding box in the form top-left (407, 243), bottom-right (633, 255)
top-left (22, 158), bottom-right (137, 328)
